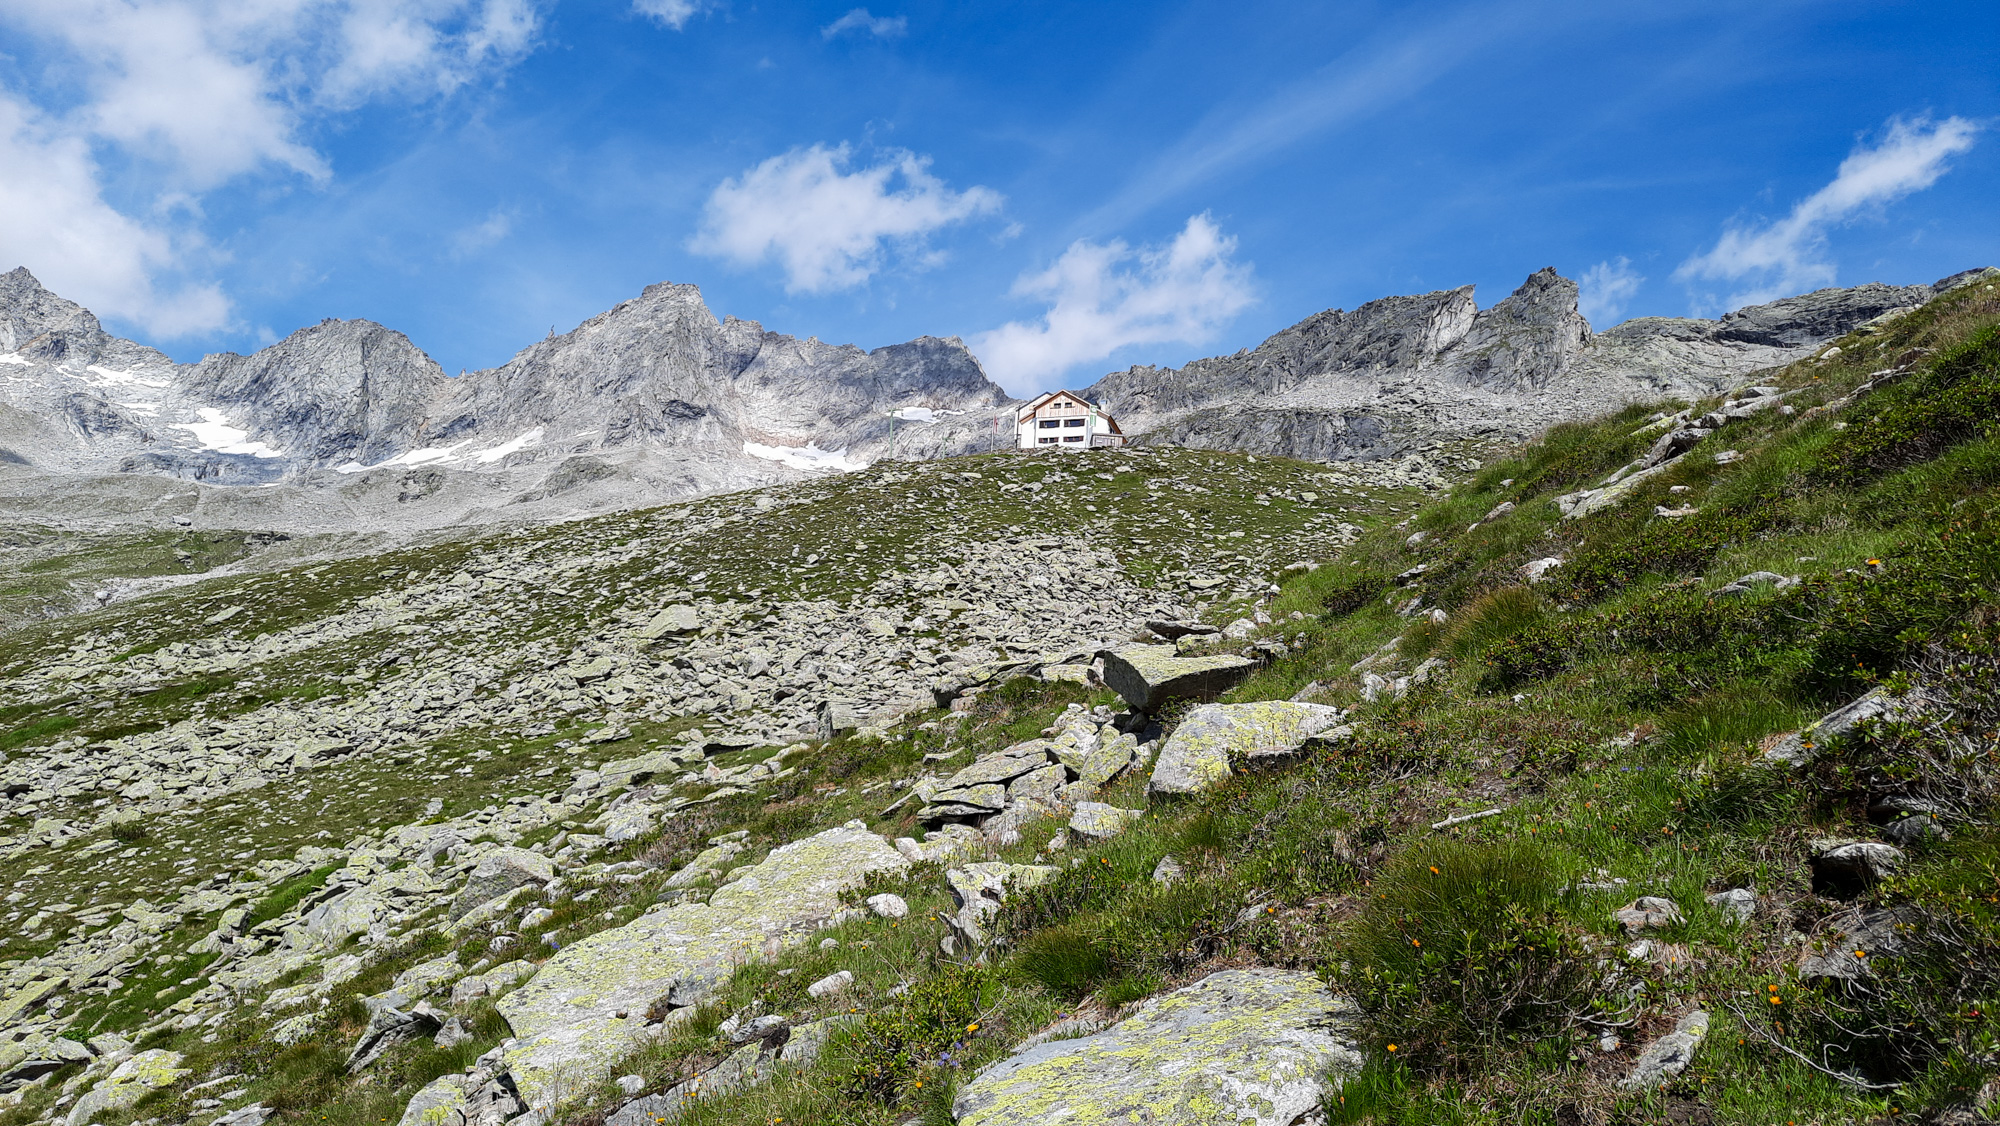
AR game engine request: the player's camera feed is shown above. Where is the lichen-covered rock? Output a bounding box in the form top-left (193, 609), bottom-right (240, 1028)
top-left (1763, 689), bottom-right (1908, 766)
top-left (942, 862), bottom-right (1061, 952)
top-left (1098, 645), bottom-right (1256, 712)
top-left (1068, 802), bottom-right (1142, 842)
top-left (65, 1049), bottom-right (189, 1126)
top-left (1149, 701), bottom-right (1345, 795)
top-left (952, 968), bottom-right (1361, 1126)
top-left (450, 847), bottom-right (555, 919)
top-left (497, 822), bottom-right (908, 1112)
top-left (395, 1073), bottom-right (468, 1126)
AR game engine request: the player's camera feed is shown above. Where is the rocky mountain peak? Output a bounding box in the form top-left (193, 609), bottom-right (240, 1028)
top-left (177, 319), bottom-right (450, 467)
top-left (0, 267), bottom-right (117, 367)
top-left (1440, 266), bottom-right (1591, 391)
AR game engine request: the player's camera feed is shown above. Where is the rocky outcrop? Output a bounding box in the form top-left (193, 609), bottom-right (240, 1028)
top-left (952, 968), bottom-right (1362, 1126)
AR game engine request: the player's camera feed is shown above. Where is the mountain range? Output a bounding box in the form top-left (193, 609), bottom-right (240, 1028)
top-left (1, 263), bottom-right (1988, 531)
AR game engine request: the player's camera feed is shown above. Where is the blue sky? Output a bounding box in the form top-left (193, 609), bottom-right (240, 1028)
top-left (2, 0), bottom-right (1996, 395)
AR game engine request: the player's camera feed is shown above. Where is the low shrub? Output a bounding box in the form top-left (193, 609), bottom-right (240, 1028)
top-left (840, 964), bottom-right (992, 1105)
top-left (1340, 837), bottom-right (1595, 1074)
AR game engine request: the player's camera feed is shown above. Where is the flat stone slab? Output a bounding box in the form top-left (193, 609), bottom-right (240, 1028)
top-left (1150, 702), bottom-right (1345, 795)
top-left (953, 968), bottom-right (1361, 1126)
top-left (1098, 645), bottom-right (1256, 713)
top-left (497, 822), bottom-right (907, 1112)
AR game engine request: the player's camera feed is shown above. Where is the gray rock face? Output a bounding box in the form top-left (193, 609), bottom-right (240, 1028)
top-left (1098, 645), bottom-right (1256, 713)
top-left (449, 847), bottom-right (553, 920)
top-left (1809, 839), bottom-right (1904, 896)
top-left (178, 320), bottom-right (448, 468)
top-left (1148, 701), bottom-right (1345, 795)
top-left (1088, 267), bottom-right (1957, 462)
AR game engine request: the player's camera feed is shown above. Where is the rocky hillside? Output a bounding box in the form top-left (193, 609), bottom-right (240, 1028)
top-left (2, 268), bottom-right (1998, 1126)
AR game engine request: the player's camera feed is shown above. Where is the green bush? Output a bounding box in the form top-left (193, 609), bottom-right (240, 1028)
top-left (840, 964), bottom-right (992, 1105)
top-left (1554, 503), bottom-right (1784, 603)
top-left (1341, 837), bottom-right (1595, 1074)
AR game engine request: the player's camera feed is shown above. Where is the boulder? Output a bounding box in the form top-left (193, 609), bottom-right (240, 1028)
top-left (1078, 731), bottom-right (1137, 788)
top-left (637, 605), bottom-right (699, 639)
top-left (1149, 702), bottom-right (1345, 795)
top-left (1618, 1011), bottom-right (1710, 1090)
top-left (347, 1003), bottom-right (445, 1072)
top-left (952, 968), bottom-right (1362, 1126)
top-left (1764, 689), bottom-right (1907, 766)
top-left (865, 893), bottom-right (908, 919)
top-left (817, 700), bottom-right (861, 741)
top-left (1809, 839), bottom-right (1904, 897)
top-left (942, 862), bottom-right (1060, 952)
top-left (450, 847), bottom-right (555, 920)
top-left (806, 970), bottom-right (853, 999)
top-left (497, 822), bottom-right (908, 1112)
top-left (395, 1074), bottom-right (468, 1126)
top-left (65, 1049), bottom-right (189, 1126)
top-left (1068, 803), bottom-right (1143, 842)
top-left (1098, 645), bottom-right (1256, 712)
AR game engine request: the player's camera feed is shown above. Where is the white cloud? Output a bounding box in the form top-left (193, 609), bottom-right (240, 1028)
top-left (822, 8), bottom-right (907, 39)
top-left (1677, 115), bottom-right (1980, 311)
top-left (451, 206), bottom-right (518, 257)
top-left (970, 213), bottom-right (1257, 397)
top-left (1577, 256), bottom-right (1644, 327)
top-left (632, 0), bottom-right (703, 30)
top-left (0, 93), bottom-right (229, 338)
top-left (0, 0), bottom-right (544, 337)
top-left (690, 144), bottom-right (1003, 294)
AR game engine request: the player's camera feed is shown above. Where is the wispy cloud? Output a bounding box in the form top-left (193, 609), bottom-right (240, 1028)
top-left (1085, 5), bottom-right (1521, 232)
top-left (821, 8), bottom-right (906, 40)
top-left (450, 206), bottom-right (518, 258)
top-left (971, 213), bottom-right (1257, 396)
top-left (632, 0), bottom-right (703, 31)
top-left (0, 0), bottom-right (545, 337)
top-left (690, 144), bottom-right (1002, 294)
top-left (1677, 115), bottom-right (1980, 311)
top-left (1577, 256), bottom-right (1644, 327)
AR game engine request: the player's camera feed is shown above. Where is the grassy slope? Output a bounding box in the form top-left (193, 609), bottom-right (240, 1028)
top-left (6, 281), bottom-right (1999, 1126)
top-left (577, 279), bottom-right (2000, 1126)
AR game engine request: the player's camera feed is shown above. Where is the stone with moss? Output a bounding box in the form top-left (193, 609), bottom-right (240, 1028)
top-left (396, 1074), bottom-right (469, 1126)
top-left (450, 846), bottom-right (555, 919)
top-left (64, 1049), bottom-right (189, 1126)
top-left (496, 821), bottom-right (908, 1113)
top-left (1149, 701), bottom-right (1345, 795)
top-left (952, 968), bottom-right (1361, 1126)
